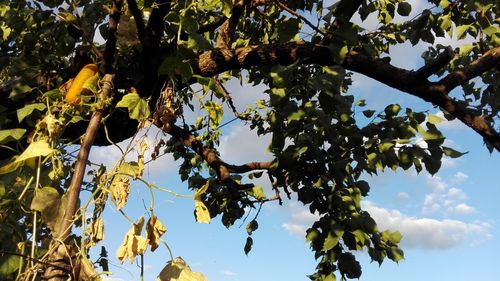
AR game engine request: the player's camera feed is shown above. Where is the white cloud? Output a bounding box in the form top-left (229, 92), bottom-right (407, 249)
top-left (89, 124), bottom-right (178, 178)
top-left (282, 202), bottom-right (320, 238)
top-left (422, 172), bottom-right (476, 216)
top-left (451, 203), bottom-right (476, 215)
top-left (282, 199), bottom-right (490, 249)
top-left (435, 110), bottom-right (465, 131)
top-left (397, 192), bottom-right (410, 200)
top-left (363, 201), bottom-right (490, 249)
top-left (102, 278), bottom-right (127, 281)
top-left (451, 172), bottom-right (468, 185)
top-left (282, 223), bottom-right (308, 237)
top-left (426, 175), bottom-right (447, 192)
top-left (219, 124), bottom-right (272, 164)
top-left (222, 270), bottom-right (238, 277)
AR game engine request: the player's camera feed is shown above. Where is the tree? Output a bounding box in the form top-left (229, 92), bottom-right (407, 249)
top-left (0, 0), bottom-right (498, 280)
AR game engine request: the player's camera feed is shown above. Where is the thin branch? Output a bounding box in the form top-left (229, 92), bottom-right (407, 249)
top-left (214, 79), bottom-right (249, 119)
top-left (274, 0), bottom-right (326, 36)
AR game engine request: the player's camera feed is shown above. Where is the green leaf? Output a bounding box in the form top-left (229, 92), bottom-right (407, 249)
top-left (362, 110), bottom-right (376, 118)
top-left (0, 255), bottom-right (22, 276)
top-left (427, 113), bottom-right (444, 125)
top-left (442, 146), bottom-right (467, 158)
top-left (423, 156), bottom-right (441, 175)
top-left (244, 236), bottom-right (253, 255)
top-left (0, 129), bottom-right (26, 144)
top-left (82, 73), bottom-right (100, 94)
top-left (246, 220), bottom-right (259, 235)
top-left (30, 186), bottom-right (67, 236)
top-left (387, 247), bottom-right (404, 263)
top-left (456, 25), bottom-right (470, 40)
top-left (15, 141), bottom-right (54, 163)
top-left (306, 228), bottom-right (320, 242)
top-left (17, 103), bottom-right (46, 122)
top-left (397, 2), bottom-right (412, 16)
top-left (287, 109), bottom-right (305, 123)
top-left (116, 92), bottom-right (151, 120)
top-left (322, 228), bottom-right (344, 251)
top-left (277, 17), bottom-right (301, 42)
top-left (204, 101), bottom-right (223, 129)
top-left (248, 185), bottom-right (266, 200)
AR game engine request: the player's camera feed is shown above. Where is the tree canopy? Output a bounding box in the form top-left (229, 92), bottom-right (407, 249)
top-left (0, 0), bottom-right (499, 280)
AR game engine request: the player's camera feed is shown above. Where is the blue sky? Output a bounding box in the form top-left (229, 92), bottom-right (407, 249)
top-left (89, 79), bottom-right (500, 281)
top-left (84, 1), bottom-right (500, 280)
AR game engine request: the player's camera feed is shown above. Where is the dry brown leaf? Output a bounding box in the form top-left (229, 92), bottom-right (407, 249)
top-left (116, 217), bottom-right (149, 263)
top-left (86, 217), bottom-right (104, 246)
top-left (110, 175), bottom-right (130, 210)
top-left (146, 215), bottom-right (167, 252)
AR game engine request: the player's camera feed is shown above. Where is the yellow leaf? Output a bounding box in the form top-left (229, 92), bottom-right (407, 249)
top-left (146, 216), bottom-right (167, 252)
top-left (86, 217), bottom-right (105, 246)
top-left (110, 175), bottom-right (130, 210)
top-left (194, 200), bottom-right (211, 224)
top-left (116, 217), bottom-right (149, 264)
top-left (157, 257), bottom-right (208, 281)
top-left (194, 181), bottom-right (209, 200)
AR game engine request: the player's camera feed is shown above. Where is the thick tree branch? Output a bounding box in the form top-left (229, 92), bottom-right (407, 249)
top-left (102, 0), bottom-right (124, 73)
top-left (190, 42), bottom-right (500, 151)
top-left (415, 46), bottom-right (454, 79)
top-left (126, 0), bottom-right (146, 42)
top-left (59, 75), bottom-right (114, 241)
top-left (216, 0), bottom-right (250, 49)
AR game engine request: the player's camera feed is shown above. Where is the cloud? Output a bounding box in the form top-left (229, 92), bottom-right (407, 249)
top-left (102, 278), bottom-right (127, 281)
top-left (363, 201), bottom-right (490, 249)
top-left (282, 199), bottom-right (490, 250)
top-left (89, 124), bottom-right (178, 178)
top-left (282, 223), bottom-right (308, 237)
top-left (222, 270), bottom-right (238, 277)
top-left (282, 202), bottom-right (320, 238)
top-left (397, 192), bottom-right (410, 200)
top-left (434, 110), bottom-right (465, 131)
top-left (219, 124), bottom-right (272, 164)
top-left (422, 172), bottom-right (476, 216)
top-left (451, 203), bottom-right (476, 215)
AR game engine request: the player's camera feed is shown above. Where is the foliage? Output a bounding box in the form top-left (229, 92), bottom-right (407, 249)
top-left (0, 0), bottom-right (498, 280)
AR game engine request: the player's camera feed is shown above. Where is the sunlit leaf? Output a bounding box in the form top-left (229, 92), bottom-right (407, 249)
top-left (157, 257), bottom-right (208, 281)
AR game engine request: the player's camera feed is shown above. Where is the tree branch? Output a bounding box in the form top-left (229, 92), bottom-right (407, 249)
top-left (274, 0), bottom-right (326, 37)
top-left (102, 0), bottom-right (124, 73)
top-left (216, 0), bottom-right (250, 49)
top-left (323, 0), bottom-right (364, 43)
top-left (126, 0), bottom-right (146, 42)
top-left (190, 42), bottom-right (500, 151)
top-left (415, 46), bottom-right (454, 79)
top-left (59, 75), bottom-right (115, 241)
top-left (152, 114), bottom-right (271, 189)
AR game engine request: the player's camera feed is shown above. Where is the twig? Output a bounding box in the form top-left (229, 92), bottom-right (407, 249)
top-left (214, 79), bottom-right (250, 120)
top-left (274, 0), bottom-right (326, 37)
